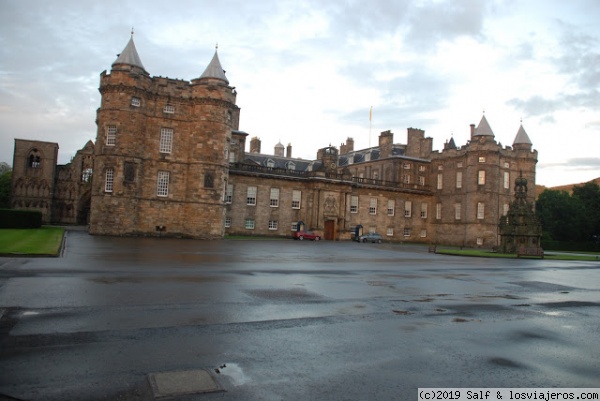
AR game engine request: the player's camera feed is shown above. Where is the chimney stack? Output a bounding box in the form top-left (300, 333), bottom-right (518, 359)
top-left (250, 137), bottom-right (261, 153)
top-left (286, 143), bottom-right (292, 158)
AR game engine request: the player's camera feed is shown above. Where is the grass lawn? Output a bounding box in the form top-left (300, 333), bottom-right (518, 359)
top-left (436, 248), bottom-right (600, 261)
top-left (0, 227), bottom-right (65, 256)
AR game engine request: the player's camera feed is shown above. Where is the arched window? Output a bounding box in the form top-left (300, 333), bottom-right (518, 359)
top-left (28, 149), bottom-right (42, 168)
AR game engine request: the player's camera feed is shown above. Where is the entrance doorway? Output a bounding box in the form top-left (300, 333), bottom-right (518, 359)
top-left (324, 220), bottom-right (335, 240)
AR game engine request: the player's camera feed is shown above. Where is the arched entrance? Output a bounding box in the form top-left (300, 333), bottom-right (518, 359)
top-left (76, 189), bottom-right (91, 225)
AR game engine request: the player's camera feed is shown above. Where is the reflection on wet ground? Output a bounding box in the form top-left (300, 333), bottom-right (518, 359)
top-left (0, 231), bottom-right (599, 400)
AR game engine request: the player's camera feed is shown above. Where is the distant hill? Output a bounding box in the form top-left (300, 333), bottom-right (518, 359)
top-left (536, 177), bottom-right (600, 197)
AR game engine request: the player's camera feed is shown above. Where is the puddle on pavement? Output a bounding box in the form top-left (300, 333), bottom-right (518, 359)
top-left (22, 311), bottom-right (40, 316)
top-left (244, 288), bottom-right (325, 302)
top-left (215, 363), bottom-right (249, 386)
top-left (89, 276), bottom-right (228, 284)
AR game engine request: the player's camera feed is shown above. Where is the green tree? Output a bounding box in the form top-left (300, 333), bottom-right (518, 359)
top-left (536, 189), bottom-right (586, 242)
top-left (571, 182), bottom-right (600, 242)
top-left (0, 169), bottom-right (12, 208)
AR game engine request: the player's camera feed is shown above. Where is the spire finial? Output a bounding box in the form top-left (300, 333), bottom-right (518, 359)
top-left (215, 42), bottom-right (219, 50)
top-left (131, 27), bottom-right (134, 37)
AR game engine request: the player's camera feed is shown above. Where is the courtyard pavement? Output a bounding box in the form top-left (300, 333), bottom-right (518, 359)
top-left (0, 230), bottom-right (599, 400)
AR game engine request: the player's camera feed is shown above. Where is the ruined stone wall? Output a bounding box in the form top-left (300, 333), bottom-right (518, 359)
top-left (11, 139), bottom-right (58, 223)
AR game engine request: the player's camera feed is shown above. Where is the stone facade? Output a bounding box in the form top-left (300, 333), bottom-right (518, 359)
top-left (11, 139), bottom-right (94, 224)
top-left (88, 39), bottom-right (239, 239)
top-left (10, 36), bottom-right (538, 248)
top-left (11, 139), bottom-right (58, 223)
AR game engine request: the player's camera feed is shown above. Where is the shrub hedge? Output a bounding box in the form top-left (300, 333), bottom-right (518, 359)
top-left (0, 209), bottom-right (42, 228)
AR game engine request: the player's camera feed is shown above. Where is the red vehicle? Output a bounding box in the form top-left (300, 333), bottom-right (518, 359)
top-left (293, 230), bottom-right (321, 241)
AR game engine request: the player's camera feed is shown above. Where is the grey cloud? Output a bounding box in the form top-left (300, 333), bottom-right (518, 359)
top-left (507, 96), bottom-right (558, 117)
top-left (405, 0), bottom-right (488, 49)
top-left (568, 157), bottom-right (600, 167)
top-left (508, 89), bottom-right (600, 119)
top-left (338, 67), bottom-right (447, 130)
top-left (554, 22), bottom-right (600, 89)
top-left (539, 157), bottom-right (600, 171)
top-left (509, 22), bottom-right (600, 119)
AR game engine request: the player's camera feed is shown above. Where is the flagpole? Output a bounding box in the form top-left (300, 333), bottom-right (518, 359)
top-left (369, 106), bottom-right (372, 148)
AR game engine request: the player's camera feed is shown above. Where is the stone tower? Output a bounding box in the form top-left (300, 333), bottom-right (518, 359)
top-left (89, 35), bottom-right (240, 238)
top-left (11, 139), bottom-right (59, 223)
top-left (431, 115), bottom-right (538, 248)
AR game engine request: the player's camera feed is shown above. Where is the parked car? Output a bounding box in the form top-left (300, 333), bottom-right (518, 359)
top-left (294, 230), bottom-right (321, 241)
top-left (359, 233), bottom-right (382, 243)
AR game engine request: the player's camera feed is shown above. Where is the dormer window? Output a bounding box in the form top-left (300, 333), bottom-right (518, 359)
top-left (266, 159), bottom-right (275, 168)
top-left (287, 161), bottom-right (296, 171)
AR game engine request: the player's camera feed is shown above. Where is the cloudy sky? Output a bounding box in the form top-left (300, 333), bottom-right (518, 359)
top-left (1, 0), bottom-right (599, 187)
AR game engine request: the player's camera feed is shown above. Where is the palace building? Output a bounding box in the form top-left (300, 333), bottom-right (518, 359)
top-left (11, 35), bottom-right (538, 247)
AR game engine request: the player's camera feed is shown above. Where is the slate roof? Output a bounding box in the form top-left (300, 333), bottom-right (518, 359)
top-left (199, 50), bottom-right (229, 84)
top-left (513, 124), bottom-right (532, 145)
top-left (474, 114), bottom-right (495, 137)
top-left (447, 137), bottom-right (457, 149)
top-left (113, 36), bottom-right (146, 71)
top-left (244, 153), bottom-right (316, 171)
top-left (338, 145), bottom-right (406, 166)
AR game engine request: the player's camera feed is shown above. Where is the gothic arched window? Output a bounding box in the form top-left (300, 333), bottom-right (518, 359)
top-left (28, 149), bottom-right (42, 168)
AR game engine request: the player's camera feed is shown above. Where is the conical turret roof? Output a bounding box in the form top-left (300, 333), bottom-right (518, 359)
top-left (513, 124), bottom-right (532, 145)
top-left (112, 36), bottom-right (146, 71)
top-left (474, 114), bottom-right (495, 137)
top-left (199, 50), bottom-right (229, 84)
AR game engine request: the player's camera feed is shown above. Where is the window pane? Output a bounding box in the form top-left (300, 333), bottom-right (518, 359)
top-left (270, 188), bottom-right (279, 207)
top-left (157, 171), bottom-right (169, 197)
top-left (105, 168), bottom-right (114, 192)
top-left (160, 128), bottom-right (173, 153)
top-left (106, 126), bottom-right (116, 146)
top-left (477, 202), bottom-right (485, 219)
top-left (247, 186), bottom-right (257, 205)
top-left (292, 190), bottom-right (301, 209)
top-left (369, 198), bottom-right (377, 215)
top-left (225, 184), bottom-right (233, 203)
top-left (350, 195), bottom-right (358, 213)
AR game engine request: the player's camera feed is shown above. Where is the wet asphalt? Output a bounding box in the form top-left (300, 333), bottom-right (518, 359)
top-left (0, 230), bottom-right (599, 400)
